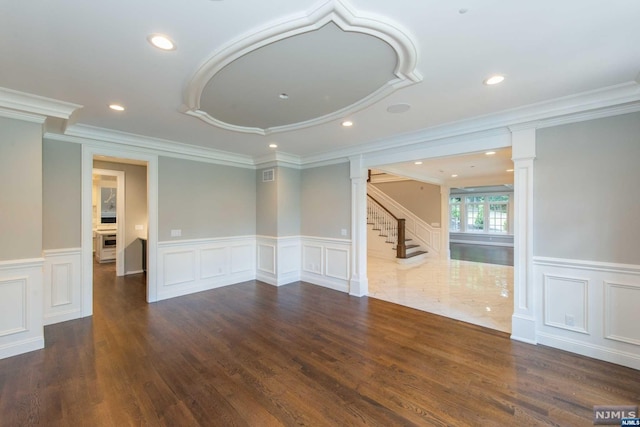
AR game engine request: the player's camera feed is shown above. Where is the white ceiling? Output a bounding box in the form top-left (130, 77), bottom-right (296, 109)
top-left (374, 147), bottom-right (514, 187)
top-left (1, 0), bottom-right (639, 165)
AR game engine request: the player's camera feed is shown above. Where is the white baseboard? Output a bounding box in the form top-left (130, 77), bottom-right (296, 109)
top-left (126, 270), bottom-right (144, 275)
top-left (0, 336), bottom-right (45, 359)
top-left (538, 332), bottom-right (640, 371)
top-left (301, 272), bottom-right (349, 293)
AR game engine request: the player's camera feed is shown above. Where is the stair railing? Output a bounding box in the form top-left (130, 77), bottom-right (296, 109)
top-left (367, 194), bottom-right (407, 258)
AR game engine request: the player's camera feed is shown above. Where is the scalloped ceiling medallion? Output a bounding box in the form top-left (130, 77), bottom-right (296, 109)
top-left (182, 0), bottom-right (421, 135)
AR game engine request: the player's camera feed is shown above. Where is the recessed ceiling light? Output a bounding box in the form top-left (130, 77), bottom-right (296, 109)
top-left (342, 120), bottom-right (353, 127)
top-left (148, 34), bottom-right (176, 51)
top-left (506, 169), bottom-right (514, 172)
top-left (484, 75), bottom-right (505, 85)
top-left (451, 174), bottom-right (458, 178)
top-left (269, 143), bottom-right (278, 148)
top-left (278, 93), bottom-right (289, 100)
top-left (485, 151), bottom-right (496, 155)
top-left (414, 161), bottom-right (423, 165)
top-left (109, 104), bottom-right (125, 111)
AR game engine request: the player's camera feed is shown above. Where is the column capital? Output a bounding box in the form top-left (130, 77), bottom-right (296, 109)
top-left (511, 127), bottom-right (536, 161)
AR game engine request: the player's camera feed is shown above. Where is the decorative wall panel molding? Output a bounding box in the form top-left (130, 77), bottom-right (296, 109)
top-left (0, 258), bottom-right (44, 360)
top-left (534, 256), bottom-right (640, 370)
top-left (43, 248), bottom-right (82, 326)
top-left (543, 274), bottom-right (589, 334)
top-left (0, 278), bottom-right (27, 337)
top-left (257, 243), bottom-right (276, 275)
top-left (256, 236), bottom-right (301, 286)
top-left (604, 281), bottom-right (640, 346)
top-left (301, 236), bottom-right (351, 293)
top-left (157, 237), bottom-right (256, 301)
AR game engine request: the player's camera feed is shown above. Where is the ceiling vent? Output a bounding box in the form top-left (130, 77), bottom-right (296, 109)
top-left (262, 169), bottom-right (275, 182)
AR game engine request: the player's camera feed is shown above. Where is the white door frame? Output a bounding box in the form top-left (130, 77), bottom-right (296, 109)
top-left (81, 144), bottom-right (158, 317)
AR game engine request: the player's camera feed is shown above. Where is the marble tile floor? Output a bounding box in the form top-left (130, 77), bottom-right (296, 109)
top-left (367, 256), bottom-right (514, 333)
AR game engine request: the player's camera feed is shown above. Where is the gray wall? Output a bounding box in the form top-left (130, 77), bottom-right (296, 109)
top-left (159, 157), bottom-right (256, 240)
top-left (373, 180), bottom-right (441, 225)
top-left (277, 167), bottom-right (301, 237)
top-left (43, 139), bottom-right (81, 250)
top-left (534, 111), bottom-right (640, 264)
top-left (94, 160), bottom-right (148, 273)
top-left (256, 167), bottom-right (277, 236)
top-left (0, 117), bottom-right (42, 261)
top-left (301, 162), bottom-right (351, 238)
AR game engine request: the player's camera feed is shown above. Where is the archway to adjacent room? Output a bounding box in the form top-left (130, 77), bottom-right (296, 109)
top-left (360, 136), bottom-right (517, 332)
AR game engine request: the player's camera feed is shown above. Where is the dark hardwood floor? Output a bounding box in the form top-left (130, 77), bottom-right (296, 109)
top-left (450, 243), bottom-right (514, 266)
top-left (1, 262), bottom-right (638, 426)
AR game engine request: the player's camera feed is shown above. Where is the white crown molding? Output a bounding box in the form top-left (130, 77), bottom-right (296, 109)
top-left (300, 80), bottom-right (640, 165)
top-left (58, 124), bottom-right (255, 169)
top-left (182, 0), bottom-right (421, 135)
top-left (252, 151), bottom-right (302, 169)
top-left (0, 107), bottom-right (46, 124)
top-left (31, 80), bottom-right (640, 173)
top-left (0, 87), bottom-right (81, 119)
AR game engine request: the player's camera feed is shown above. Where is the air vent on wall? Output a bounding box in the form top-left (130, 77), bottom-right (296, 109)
top-left (262, 169), bottom-right (275, 182)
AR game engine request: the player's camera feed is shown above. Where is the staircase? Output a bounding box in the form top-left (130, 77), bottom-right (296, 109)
top-left (367, 194), bottom-right (429, 263)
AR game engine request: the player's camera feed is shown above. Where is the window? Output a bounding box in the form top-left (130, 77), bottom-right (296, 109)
top-left (488, 195), bottom-right (509, 233)
top-left (465, 196), bottom-right (485, 231)
top-left (449, 193), bottom-right (512, 234)
top-left (450, 197), bottom-right (461, 231)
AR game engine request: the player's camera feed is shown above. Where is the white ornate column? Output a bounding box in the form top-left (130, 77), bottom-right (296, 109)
top-left (510, 125), bottom-right (537, 344)
top-left (349, 155), bottom-right (368, 297)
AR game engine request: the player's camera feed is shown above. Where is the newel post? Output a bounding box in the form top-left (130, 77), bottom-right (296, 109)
top-left (396, 218), bottom-right (406, 258)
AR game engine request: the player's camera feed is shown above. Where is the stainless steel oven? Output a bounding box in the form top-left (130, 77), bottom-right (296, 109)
top-left (102, 234), bottom-right (117, 249)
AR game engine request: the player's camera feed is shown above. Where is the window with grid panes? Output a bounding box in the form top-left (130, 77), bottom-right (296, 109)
top-left (450, 197), bottom-right (461, 231)
top-left (488, 195), bottom-right (509, 233)
top-left (465, 196), bottom-right (485, 231)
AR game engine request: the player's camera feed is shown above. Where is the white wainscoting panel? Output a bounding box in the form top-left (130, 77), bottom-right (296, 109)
top-left (301, 237), bottom-right (351, 293)
top-left (231, 244), bottom-right (254, 274)
top-left (302, 244), bottom-right (323, 275)
top-left (0, 258), bottom-right (44, 359)
top-left (257, 243), bottom-right (276, 275)
top-left (157, 237), bottom-right (256, 301)
top-left (43, 248), bottom-right (82, 326)
top-left (604, 281), bottom-right (640, 346)
top-left (200, 247), bottom-right (227, 279)
top-left (0, 278), bottom-right (27, 336)
top-left (326, 247), bottom-right (349, 281)
top-left (534, 256), bottom-right (640, 370)
top-left (543, 274), bottom-right (589, 334)
top-left (163, 250), bottom-right (196, 287)
top-left (256, 236), bottom-right (301, 286)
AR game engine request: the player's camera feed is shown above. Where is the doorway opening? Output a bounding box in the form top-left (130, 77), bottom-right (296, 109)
top-left (82, 147), bottom-right (158, 318)
top-left (365, 148), bottom-right (515, 333)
